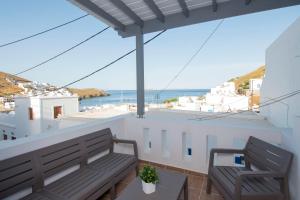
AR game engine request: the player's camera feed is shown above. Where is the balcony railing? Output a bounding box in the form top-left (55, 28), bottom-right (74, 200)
top-left (0, 110), bottom-right (283, 199)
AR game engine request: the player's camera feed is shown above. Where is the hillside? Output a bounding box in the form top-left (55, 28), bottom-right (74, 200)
top-left (0, 71), bottom-right (30, 96)
top-left (68, 88), bottom-right (108, 100)
top-left (229, 65), bottom-right (265, 92)
top-left (0, 71), bottom-right (108, 99)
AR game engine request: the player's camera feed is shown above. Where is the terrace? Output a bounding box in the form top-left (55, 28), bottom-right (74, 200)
top-left (0, 110), bottom-right (286, 199)
top-left (0, 0), bottom-right (300, 200)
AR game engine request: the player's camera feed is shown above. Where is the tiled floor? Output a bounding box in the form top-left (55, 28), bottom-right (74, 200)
top-left (98, 161), bottom-right (224, 200)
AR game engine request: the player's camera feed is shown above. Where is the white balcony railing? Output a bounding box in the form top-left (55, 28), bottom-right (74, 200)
top-left (0, 110), bottom-right (283, 199)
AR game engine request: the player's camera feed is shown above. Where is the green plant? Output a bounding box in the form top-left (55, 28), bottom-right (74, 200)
top-left (139, 165), bottom-right (159, 184)
top-left (163, 97), bottom-right (178, 104)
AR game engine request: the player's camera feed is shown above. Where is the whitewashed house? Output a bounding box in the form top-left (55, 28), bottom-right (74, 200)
top-left (249, 78), bottom-right (263, 94)
top-left (204, 82), bottom-right (249, 112)
top-left (0, 95), bottom-right (79, 140)
top-left (210, 82), bottom-right (236, 96)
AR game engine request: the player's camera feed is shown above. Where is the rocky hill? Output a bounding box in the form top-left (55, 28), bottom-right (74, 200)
top-left (229, 65), bottom-right (265, 93)
top-left (0, 71), bottom-right (108, 99)
top-left (68, 88), bottom-right (108, 100)
top-left (0, 71), bottom-right (30, 96)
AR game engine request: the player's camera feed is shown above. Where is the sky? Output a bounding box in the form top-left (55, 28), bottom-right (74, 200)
top-left (0, 1), bottom-right (300, 90)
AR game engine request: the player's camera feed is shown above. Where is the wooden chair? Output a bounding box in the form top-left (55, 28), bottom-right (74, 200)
top-left (206, 136), bottom-right (293, 200)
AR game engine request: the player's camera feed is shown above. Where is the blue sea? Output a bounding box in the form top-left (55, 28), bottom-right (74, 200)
top-left (79, 89), bottom-right (209, 108)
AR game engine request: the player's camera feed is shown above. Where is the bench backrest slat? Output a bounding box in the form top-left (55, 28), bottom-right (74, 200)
top-left (38, 138), bottom-right (82, 178)
top-left (83, 128), bottom-right (113, 159)
top-left (0, 153), bottom-right (36, 198)
top-left (0, 128), bottom-right (114, 199)
top-left (245, 136), bottom-right (293, 174)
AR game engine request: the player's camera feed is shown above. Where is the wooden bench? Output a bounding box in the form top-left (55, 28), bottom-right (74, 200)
top-left (0, 128), bottom-right (138, 200)
top-left (206, 136), bottom-right (293, 200)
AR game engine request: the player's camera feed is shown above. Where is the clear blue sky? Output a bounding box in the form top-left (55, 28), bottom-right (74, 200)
top-left (1, 1), bottom-right (300, 90)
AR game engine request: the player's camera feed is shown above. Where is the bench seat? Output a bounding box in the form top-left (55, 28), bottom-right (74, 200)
top-left (89, 153), bottom-right (137, 177)
top-left (211, 166), bottom-right (282, 200)
top-left (1, 128), bottom-right (138, 200)
top-left (22, 163), bottom-right (112, 200)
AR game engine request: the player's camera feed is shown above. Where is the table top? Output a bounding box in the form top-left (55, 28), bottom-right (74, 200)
top-left (116, 169), bottom-right (187, 200)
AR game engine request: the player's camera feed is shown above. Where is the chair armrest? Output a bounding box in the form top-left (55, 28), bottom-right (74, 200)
top-left (113, 138), bottom-right (138, 158)
top-left (208, 148), bottom-right (245, 170)
top-left (237, 171), bottom-right (284, 178)
top-left (235, 171), bottom-right (284, 195)
top-left (210, 148), bottom-right (245, 155)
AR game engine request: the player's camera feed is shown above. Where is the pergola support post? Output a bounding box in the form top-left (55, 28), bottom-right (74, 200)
top-left (136, 28), bottom-right (145, 118)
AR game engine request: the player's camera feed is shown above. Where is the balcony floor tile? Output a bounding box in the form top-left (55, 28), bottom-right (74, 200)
top-left (97, 163), bottom-right (223, 200)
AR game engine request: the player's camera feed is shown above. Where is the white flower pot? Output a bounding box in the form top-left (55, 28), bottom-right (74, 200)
top-left (142, 180), bottom-right (156, 194)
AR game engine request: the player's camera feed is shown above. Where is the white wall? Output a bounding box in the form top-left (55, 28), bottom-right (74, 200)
top-left (14, 97), bottom-right (38, 138)
top-left (0, 113), bottom-right (16, 140)
top-left (40, 97), bottom-right (78, 131)
top-left (13, 96), bottom-right (79, 138)
top-left (0, 111), bottom-right (282, 199)
top-left (249, 79), bottom-right (263, 91)
top-left (260, 17), bottom-right (300, 200)
top-left (0, 116), bottom-right (125, 160)
top-left (124, 110), bottom-right (282, 174)
top-left (40, 97), bottom-right (78, 120)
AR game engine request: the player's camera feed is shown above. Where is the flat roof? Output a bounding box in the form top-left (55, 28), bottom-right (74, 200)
top-left (69, 0), bottom-right (300, 37)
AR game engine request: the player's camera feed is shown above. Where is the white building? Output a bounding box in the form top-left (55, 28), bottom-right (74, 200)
top-left (249, 78), bottom-right (263, 93)
top-left (204, 82), bottom-right (249, 112)
top-left (260, 17), bottom-right (300, 200)
top-left (0, 95), bottom-right (79, 140)
top-left (210, 82), bottom-right (236, 96)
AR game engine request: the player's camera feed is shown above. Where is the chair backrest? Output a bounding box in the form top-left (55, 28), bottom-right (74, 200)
top-left (245, 136), bottom-right (293, 174)
top-left (81, 128), bottom-right (113, 160)
top-left (0, 152), bottom-right (37, 199)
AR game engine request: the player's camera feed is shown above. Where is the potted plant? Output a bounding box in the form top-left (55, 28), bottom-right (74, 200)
top-left (139, 165), bottom-right (159, 194)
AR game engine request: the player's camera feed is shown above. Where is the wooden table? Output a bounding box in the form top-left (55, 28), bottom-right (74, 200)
top-left (116, 169), bottom-right (188, 200)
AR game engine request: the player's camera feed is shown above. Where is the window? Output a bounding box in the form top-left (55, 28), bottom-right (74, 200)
top-left (3, 134), bottom-right (7, 140)
top-left (28, 107), bottom-right (33, 120)
top-left (257, 84), bottom-right (261, 89)
top-left (53, 106), bottom-right (62, 119)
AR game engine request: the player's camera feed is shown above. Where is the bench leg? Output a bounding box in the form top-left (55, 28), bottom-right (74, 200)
top-left (206, 177), bottom-right (212, 194)
top-left (135, 166), bottom-right (139, 176)
top-left (184, 178), bottom-right (188, 200)
top-left (110, 185), bottom-right (116, 200)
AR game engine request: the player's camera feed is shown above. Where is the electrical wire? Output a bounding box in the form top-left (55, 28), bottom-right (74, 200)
top-left (14, 26), bottom-right (110, 76)
top-left (17, 30), bottom-right (167, 98)
top-left (0, 14), bottom-right (89, 48)
top-left (156, 19), bottom-right (224, 96)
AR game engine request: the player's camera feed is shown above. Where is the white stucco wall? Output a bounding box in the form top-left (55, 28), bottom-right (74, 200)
top-left (14, 97), bottom-right (39, 138)
top-left (0, 111), bottom-right (282, 199)
top-left (249, 79), bottom-right (263, 91)
top-left (124, 110), bottom-right (282, 174)
top-left (260, 17), bottom-right (300, 200)
top-left (39, 97), bottom-right (78, 131)
top-left (13, 96), bottom-right (79, 138)
top-left (0, 114), bottom-right (16, 140)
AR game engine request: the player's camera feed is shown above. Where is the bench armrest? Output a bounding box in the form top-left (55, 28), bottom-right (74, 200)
top-left (235, 171), bottom-right (284, 195)
top-left (113, 138), bottom-right (138, 158)
top-left (209, 148), bottom-right (245, 169)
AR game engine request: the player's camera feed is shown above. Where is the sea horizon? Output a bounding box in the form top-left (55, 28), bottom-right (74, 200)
top-left (79, 89), bottom-right (210, 108)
